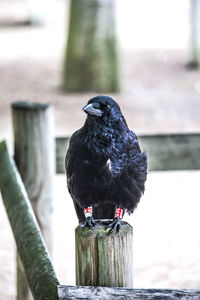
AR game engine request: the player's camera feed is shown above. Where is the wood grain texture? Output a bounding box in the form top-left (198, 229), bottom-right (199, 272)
top-left (75, 220), bottom-right (133, 288)
top-left (58, 286), bottom-right (200, 299)
top-left (0, 141), bottom-right (59, 300)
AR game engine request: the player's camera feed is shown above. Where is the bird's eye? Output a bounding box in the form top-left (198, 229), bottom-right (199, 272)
top-left (105, 105), bottom-right (111, 111)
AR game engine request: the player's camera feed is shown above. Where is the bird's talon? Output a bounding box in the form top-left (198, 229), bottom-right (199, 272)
top-left (107, 217), bottom-right (121, 234)
top-left (105, 223), bottom-right (112, 229)
top-left (81, 216), bottom-right (96, 229)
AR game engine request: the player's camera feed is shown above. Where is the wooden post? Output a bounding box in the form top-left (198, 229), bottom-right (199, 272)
top-left (75, 220), bottom-right (133, 288)
top-left (0, 141), bottom-right (59, 300)
top-left (11, 101), bottom-right (55, 300)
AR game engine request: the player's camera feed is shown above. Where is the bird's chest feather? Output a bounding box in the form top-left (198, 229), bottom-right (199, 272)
top-left (76, 120), bottom-right (130, 179)
top-left (84, 136), bottom-right (126, 178)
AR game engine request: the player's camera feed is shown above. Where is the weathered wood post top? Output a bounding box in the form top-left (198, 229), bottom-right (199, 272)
top-left (75, 220), bottom-right (133, 288)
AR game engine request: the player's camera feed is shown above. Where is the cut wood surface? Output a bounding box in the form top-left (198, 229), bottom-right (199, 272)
top-left (58, 286), bottom-right (200, 299)
top-left (0, 140), bottom-right (59, 300)
top-left (75, 220), bottom-right (133, 288)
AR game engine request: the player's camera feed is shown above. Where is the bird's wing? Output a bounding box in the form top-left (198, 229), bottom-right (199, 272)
top-left (108, 130), bottom-right (139, 174)
top-left (105, 129), bottom-right (147, 213)
top-left (65, 131), bottom-right (82, 196)
top-left (128, 130), bottom-right (142, 153)
top-left (109, 129), bottom-right (147, 183)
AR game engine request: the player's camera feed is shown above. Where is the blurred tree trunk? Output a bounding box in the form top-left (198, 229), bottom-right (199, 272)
top-left (62, 0), bottom-right (120, 92)
top-left (188, 0), bottom-right (200, 68)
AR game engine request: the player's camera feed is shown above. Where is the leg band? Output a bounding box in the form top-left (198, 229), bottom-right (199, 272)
top-left (114, 208), bottom-right (124, 219)
top-left (84, 206), bottom-right (92, 218)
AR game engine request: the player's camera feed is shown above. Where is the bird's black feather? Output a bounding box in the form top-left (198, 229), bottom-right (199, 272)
top-left (65, 95), bottom-right (147, 223)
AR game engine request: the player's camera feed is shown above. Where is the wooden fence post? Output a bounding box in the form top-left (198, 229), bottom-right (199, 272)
top-left (11, 101), bottom-right (55, 300)
top-left (0, 140), bottom-right (59, 300)
top-left (75, 220), bottom-right (133, 288)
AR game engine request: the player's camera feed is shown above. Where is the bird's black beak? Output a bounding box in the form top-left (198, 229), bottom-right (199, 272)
top-left (82, 103), bottom-right (103, 117)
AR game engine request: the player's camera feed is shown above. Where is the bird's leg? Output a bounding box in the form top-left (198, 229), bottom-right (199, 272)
top-left (106, 208), bottom-right (124, 233)
top-left (81, 206), bottom-right (96, 229)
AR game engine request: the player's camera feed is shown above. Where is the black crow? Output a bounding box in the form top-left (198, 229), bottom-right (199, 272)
top-left (65, 95), bottom-right (147, 233)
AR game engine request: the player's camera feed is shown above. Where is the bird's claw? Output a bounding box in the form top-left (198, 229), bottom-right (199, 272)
top-left (81, 216), bottom-right (96, 229)
top-left (106, 217), bottom-right (121, 233)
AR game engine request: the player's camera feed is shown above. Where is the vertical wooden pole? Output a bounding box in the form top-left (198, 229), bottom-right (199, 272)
top-left (75, 220), bottom-right (133, 288)
top-left (12, 101), bottom-right (55, 300)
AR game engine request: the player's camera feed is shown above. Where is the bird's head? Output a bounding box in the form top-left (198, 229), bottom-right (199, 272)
top-left (82, 95), bottom-right (123, 122)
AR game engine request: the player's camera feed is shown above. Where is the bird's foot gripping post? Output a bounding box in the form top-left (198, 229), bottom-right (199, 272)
top-left (106, 208), bottom-right (124, 233)
top-left (81, 206), bottom-right (96, 228)
top-left (81, 207), bottom-right (124, 233)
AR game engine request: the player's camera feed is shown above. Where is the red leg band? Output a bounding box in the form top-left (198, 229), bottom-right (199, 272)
top-left (114, 208), bottom-right (124, 219)
top-left (84, 206), bottom-right (92, 218)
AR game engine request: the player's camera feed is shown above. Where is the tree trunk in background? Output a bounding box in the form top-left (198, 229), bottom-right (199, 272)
top-left (62, 0), bottom-right (120, 92)
top-left (188, 0), bottom-right (200, 68)
top-left (12, 101), bottom-right (55, 300)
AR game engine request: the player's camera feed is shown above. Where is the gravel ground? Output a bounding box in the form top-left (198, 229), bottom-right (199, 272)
top-left (0, 0), bottom-right (200, 298)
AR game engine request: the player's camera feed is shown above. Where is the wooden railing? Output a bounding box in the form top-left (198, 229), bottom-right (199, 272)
top-left (56, 133), bottom-right (200, 173)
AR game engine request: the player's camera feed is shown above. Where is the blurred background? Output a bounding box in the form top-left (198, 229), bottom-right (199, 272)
top-left (0, 0), bottom-right (200, 299)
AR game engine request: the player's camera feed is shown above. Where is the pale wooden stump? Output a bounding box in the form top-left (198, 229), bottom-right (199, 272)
top-left (12, 101), bottom-right (54, 300)
top-left (75, 220), bottom-right (133, 288)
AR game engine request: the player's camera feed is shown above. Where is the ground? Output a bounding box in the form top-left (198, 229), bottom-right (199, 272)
top-left (0, 1), bottom-right (200, 299)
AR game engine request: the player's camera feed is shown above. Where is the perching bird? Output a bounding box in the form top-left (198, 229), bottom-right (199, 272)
top-left (65, 95), bottom-right (147, 233)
